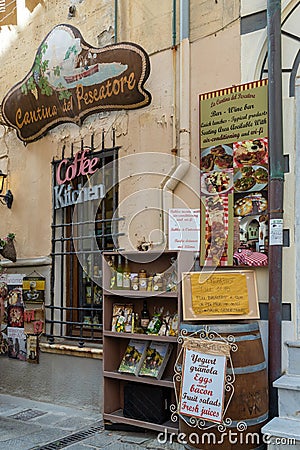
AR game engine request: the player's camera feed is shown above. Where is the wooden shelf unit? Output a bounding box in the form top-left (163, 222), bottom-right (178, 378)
top-left (103, 330), bottom-right (177, 343)
top-left (103, 289), bottom-right (178, 298)
top-left (102, 250), bottom-right (193, 432)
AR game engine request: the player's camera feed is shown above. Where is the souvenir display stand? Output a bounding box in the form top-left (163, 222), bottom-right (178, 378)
top-left (102, 250), bottom-right (193, 433)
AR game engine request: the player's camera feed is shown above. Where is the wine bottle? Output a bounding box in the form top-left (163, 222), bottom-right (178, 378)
top-left (109, 256), bottom-right (117, 289)
top-left (116, 254), bottom-right (123, 289)
top-left (85, 276), bottom-right (92, 304)
top-left (140, 300), bottom-right (150, 330)
top-left (122, 257), bottom-right (131, 289)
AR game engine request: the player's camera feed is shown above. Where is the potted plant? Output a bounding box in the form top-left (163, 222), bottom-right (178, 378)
top-left (0, 233), bottom-right (16, 262)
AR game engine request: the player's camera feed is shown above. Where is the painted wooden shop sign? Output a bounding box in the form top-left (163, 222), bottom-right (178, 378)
top-left (1, 24), bottom-right (151, 143)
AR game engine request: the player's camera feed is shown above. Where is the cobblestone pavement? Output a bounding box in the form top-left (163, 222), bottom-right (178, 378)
top-left (0, 394), bottom-right (186, 449)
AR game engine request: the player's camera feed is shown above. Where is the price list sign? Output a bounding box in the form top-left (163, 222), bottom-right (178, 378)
top-left (182, 270), bottom-right (259, 320)
top-left (191, 272), bottom-right (249, 316)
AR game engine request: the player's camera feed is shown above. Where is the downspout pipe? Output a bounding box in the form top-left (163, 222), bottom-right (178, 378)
top-left (164, 0), bottom-right (190, 199)
top-left (161, 0), bottom-right (190, 245)
top-left (267, 0), bottom-right (284, 419)
top-left (156, 2), bottom-right (178, 246)
top-left (157, 0), bottom-right (191, 246)
top-left (114, 0), bottom-right (118, 44)
top-left (172, 0), bottom-right (177, 48)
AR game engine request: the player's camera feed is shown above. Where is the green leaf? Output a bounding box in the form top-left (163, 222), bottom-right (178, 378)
top-left (21, 84), bottom-right (28, 95)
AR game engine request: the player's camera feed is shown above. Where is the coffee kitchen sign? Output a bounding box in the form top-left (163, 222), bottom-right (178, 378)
top-left (179, 339), bottom-right (230, 423)
top-left (53, 147), bottom-right (105, 209)
top-left (1, 24), bottom-right (151, 143)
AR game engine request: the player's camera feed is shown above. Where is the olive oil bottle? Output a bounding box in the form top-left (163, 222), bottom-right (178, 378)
top-left (116, 254), bottom-right (123, 289)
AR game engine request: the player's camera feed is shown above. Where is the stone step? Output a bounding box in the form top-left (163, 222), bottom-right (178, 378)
top-left (273, 374), bottom-right (300, 419)
top-left (286, 341), bottom-right (300, 375)
top-left (262, 417), bottom-right (300, 449)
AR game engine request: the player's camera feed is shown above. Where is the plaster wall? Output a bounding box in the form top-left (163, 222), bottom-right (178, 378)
top-left (117, 21), bottom-right (242, 250)
top-left (0, 0), bottom-right (242, 258)
top-left (0, 1), bottom-right (269, 335)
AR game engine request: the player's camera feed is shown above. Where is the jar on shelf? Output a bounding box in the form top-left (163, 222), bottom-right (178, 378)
top-left (138, 269), bottom-right (147, 291)
top-left (130, 273), bottom-right (139, 290)
top-left (153, 273), bottom-right (164, 291)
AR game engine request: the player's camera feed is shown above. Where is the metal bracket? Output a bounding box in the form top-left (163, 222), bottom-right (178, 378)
top-left (283, 229), bottom-right (290, 247)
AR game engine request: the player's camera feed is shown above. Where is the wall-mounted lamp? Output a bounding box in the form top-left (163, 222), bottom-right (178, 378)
top-left (0, 170), bottom-right (13, 209)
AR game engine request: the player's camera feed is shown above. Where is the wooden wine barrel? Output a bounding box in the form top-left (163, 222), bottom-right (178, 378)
top-left (177, 322), bottom-right (268, 450)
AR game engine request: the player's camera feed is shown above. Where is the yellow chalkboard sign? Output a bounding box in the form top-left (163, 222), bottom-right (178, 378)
top-left (182, 270), bottom-right (259, 321)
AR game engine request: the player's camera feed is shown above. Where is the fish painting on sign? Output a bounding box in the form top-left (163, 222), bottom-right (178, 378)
top-left (1, 24), bottom-right (152, 143)
top-left (41, 28), bottom-right (128, 90)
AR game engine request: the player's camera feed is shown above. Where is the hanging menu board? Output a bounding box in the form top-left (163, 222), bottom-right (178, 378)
top-left (179, 339), bottom-right (230, 423)
top-left (182, 270), bottom-right (259, 320)
top-left (199, 80), bottom-right (269, 268)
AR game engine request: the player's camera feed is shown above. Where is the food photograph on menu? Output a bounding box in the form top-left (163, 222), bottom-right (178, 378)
top-left (232, 138), bottom-right (268, 267)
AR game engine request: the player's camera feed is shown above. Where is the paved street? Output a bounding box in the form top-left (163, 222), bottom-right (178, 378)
top-left (0, 394), bottom-right (185, 449)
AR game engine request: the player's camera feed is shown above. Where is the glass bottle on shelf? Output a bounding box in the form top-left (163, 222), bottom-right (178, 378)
top-left (140, 300), bottom-right (150, 330)
top-left (82, 264), bottom-right (88, 281)
top-left (82, 264), bottom-right (91, 304)
top-left (94, 285), bottom-right (102, 305)
top-left (94, 265), bottom-right (99, 278)
top-left (116, 254), bottom-right (123, 289)
top-left (122, 257), bottom-right (131, 289)
top-left (109, 256), bottom-right (117, 289)
top-left (133, 312), bottom-right (144, 334)
top-left (85, 276), bottom-right (92, 304)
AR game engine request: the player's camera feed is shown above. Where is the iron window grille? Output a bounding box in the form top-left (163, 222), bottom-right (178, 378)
top-left (46, 132), bottom-right (121, 346)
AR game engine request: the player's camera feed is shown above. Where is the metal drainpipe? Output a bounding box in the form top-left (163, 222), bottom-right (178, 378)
top-left (267, 0), bottom-right (284, 418)
top-left (156, 1), bottom-right (179, 246)
top-left (172, 0), bottom-right (177, 47)
top-left (159, 0), bottom-right (190, 245)
top-left (114, 0), bottom-right (118, 44)
top-left (172, 0), bottom-right (190, 170)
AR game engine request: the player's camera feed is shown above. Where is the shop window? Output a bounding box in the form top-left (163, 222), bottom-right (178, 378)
top-left (47, 137), bottom-right (119, 346)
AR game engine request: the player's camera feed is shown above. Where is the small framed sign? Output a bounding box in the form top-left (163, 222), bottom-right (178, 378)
top-left (179, 339), bottom-right (230, 423)
top-left (182, 270), bottom-right (259, 321)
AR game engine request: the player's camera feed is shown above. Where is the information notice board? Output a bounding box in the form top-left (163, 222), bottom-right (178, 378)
top-left (199, 79), bottom-right (269, 268)
top-left (182, 270), bottom-right (259, 320)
